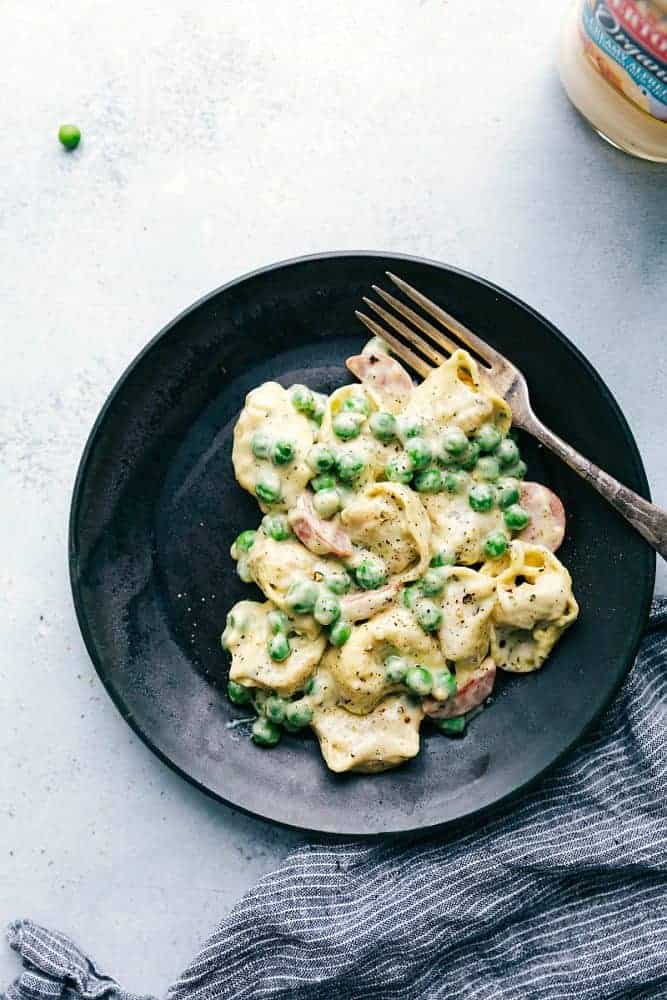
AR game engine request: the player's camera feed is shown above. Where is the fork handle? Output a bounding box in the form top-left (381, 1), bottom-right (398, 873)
top-left (525, 415), bottom-right (667, 562)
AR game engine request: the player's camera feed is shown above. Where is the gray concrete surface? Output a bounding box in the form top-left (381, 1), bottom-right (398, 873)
top-left (1, 0), bottom-right (664, 993)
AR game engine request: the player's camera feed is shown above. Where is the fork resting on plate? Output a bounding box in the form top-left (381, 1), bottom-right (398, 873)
top-left (356, 273), bottom-right (667, 562)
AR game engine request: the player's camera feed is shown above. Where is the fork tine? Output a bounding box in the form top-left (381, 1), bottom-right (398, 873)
top-left (363, 297), bottom-right (446, 368)
top-left (355, 311), bottom-right (431, 378)
top-left (386, 272), bottom-right (503, 368)
top-left (371, 285), bottom-right (460, 358)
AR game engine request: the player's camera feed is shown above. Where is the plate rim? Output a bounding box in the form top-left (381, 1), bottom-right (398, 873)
top-left (69, 250), bottom-right (656, 837)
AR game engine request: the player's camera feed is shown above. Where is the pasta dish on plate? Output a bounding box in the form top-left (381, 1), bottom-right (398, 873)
top-left (220, 337), bottom-right (579, 773)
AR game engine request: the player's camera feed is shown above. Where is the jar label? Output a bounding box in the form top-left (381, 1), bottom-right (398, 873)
top-left (580, 0), bottom-right (667, 120)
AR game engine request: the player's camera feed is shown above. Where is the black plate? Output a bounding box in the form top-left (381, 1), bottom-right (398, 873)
top-left (69, 252), bottom-right (655, 837)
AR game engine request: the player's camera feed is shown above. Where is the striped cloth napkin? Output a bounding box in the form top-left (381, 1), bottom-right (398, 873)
top-left (4, 602), bottom-right (666, 1000)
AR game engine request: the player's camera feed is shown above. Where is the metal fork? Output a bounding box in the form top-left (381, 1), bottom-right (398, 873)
top-left (357, 273), bottom-right (667, 562)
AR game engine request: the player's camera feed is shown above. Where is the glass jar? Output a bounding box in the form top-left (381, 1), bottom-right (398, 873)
top-left (559, 0), bottom-right (667, 162)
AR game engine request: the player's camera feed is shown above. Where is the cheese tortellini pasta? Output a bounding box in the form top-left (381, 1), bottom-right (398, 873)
top-left (223, 600), bottom-right (327, 695)
top-left (221, 340), bottom-right (579, 773)
top-left (483, 541), bottom-right (579, 673)
top-left (232, 381), bottom-right (317, 512)
top-left (422, 489), bottom-right (506, 566)
top-left (340, 482), bottom-right (431, 580)
top-left (401, 349), bottom-right (511, 438)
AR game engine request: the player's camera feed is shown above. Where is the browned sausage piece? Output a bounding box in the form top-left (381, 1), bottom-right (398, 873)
top-left (517, 482), bottom-right (566, 552)
top-left (423, 657), bottom-right (496, 719)
top-left (346, 352), bottom-right (414, 412)
top-left (288, 493), bottom-right (353, 558)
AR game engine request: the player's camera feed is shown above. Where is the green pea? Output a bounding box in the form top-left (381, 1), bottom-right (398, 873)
top-left (336, 450), bottom-right (365, 483)
top-left (285, 580), bottom-right (318, 614)
top-left (304, 676), bottom-right (318, 695)
top-left (267, 609), bottom-right (289, 634)
top-left (431, 669), bottom-right (457, 702)
top-left (405, 665), bottom-right (433, 696)
top-left (285, 700), bottom-right (314, 729)
top-left (251, 717), bottom-right (282, 747)
top-left (414, 599), bottom-right (442, 633)
top-left (290, 384), bottom-right (315, 415)
top-left (312, 488), bottom-right (340, 519)
top-left (495, 479), bottom-right (520, 510)
top-left (271, 440), bottom-right (295, 466)
top-left (443, 471), bottom-right (466, 494)
top-left (369, 411), bottom-right (397, 443)
top-left (227, 680), bottom-right (253, 705)
top-left (406, 437), bottom-right (432, 471)
top-left (311, 394), bottom-right (327, 426)
top-left (476, 456), bottom-right (501, 482)
top-left (459, 441), bottom-right (481, 471)
top-left (504, 504), bottom-right (530, 532)
top-left (385, 454), bottom-right (413, 484)
top-left (262, 513), bottom-right (292, 541)
top-left (333, 412), bottom-right (363, 440)
top-left (430, 550), bottom-right (455, 568)
top-left (324, 568), bottom-right (352, 595)
top-left (307, 445), bottom-right (336, 474)
top-left (264, 695), bottom-right (288, 723)
top-left (58, 124), bottom-right (81, 150)
top-left (236, 556), bottom-right (252, 583)
top-left (342, 394), bottom-right (370, 416)
top-left (403, 584), bottom-right (421, 609)
top-left (420, 568), bottom-right (446, 596)
top-left (256, 469), bottom-right (282, 505)
top-left (234, 529), bottom-right (256, 552)
top-left (355, 558), bottom-right (387, 590)
top-left (397, 416), bottom-right (424, 442)
top-left (311, 473), bottom-right (336, 492)
top-left (268, 633), bottom-right (291, 661)
top-left (414, 468), bottom-right (443, 493)
top-left (503, 459), bottom-right (527, 480)
top-left (384, 654), bottom-right (408, 683)
top-left (476, 422), bottom-right (502, 453)
top-left (222, 612), bottom-right (241, 649)
top-left (459, 441), bottom-right (480, 472)
top-left (441, 427), bottom-right (468, 457)
top-left (469, 483), bottom-right (494, 513)
top-left (329, 620), bottom-right (352, 646)
top-left (483, 530), bottom-right (509, 559)
top-left (251, 431), bottom-right (272, 459)
top-left (435, 716), bottom-right (466, 736)
top-left (314, 591), bottom-right (341, 626)
top-left (496, 438), bottom-right (520, 467)
top-left (312, 392), bottom-right (329, 416)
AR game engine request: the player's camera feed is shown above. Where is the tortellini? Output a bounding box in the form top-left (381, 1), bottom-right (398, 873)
top-left (438, 567), bottom-right (497, 668)
top-left (317, 384), bottom-right (400, 485)
top-left (232, 382), bottom-right (315, 512)
top-left (243, 531), bottom-right (319, 607)
top-left (222, 344), bottom-right (579, 774)
top-left (401, 349), bottom-right (511, 438)
top-left (340, 482), bottom-right (431, 580)
top-left (326, 605), bottom-right (442, 714)
top-left (422, 488), bottom-right (506, 566)
top-left (239, 531), bottom-right (326, 638)
top-left (483, 541), bottom-right (579, 673)
top-left (224, 600), bottom-right (327, 695)
top-left (311, 695), bottom-right (423, 773)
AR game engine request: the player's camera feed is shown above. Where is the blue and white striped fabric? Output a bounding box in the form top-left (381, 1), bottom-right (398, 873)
top-left (4, 602), bottom-right (667, 1000)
